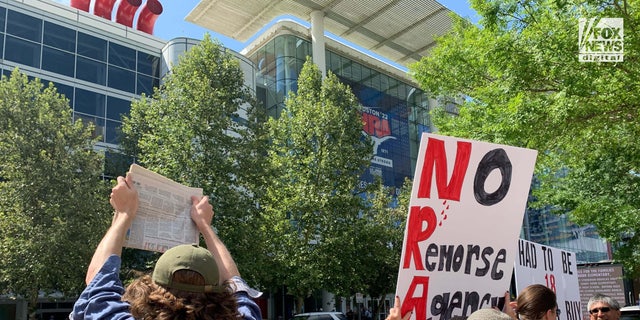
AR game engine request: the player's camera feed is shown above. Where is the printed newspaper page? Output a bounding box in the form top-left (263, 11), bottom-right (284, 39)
top-left (124, 164), bottom-right (202, 252)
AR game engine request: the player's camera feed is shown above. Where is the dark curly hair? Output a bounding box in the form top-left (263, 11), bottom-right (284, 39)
top-left (123, 270), bottom-right (240, 320)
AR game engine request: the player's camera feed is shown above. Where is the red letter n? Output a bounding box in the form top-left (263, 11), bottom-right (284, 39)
top-left (417, 138), bottom-right (471, 201)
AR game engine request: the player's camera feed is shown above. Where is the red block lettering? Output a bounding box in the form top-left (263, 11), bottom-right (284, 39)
top-left (403, 206), bottom-right (437, 270)
top-left (417, 138), bottom-right (471, 201)
top-left (362, 113), bottom-right (391, 137)
top-left (402, 276), bottom-right (430, 320)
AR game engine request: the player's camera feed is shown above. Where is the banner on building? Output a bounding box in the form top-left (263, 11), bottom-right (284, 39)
top-left (395, 133), bottom-right (538, 320)
top-left (514, 239), bottom-right (582, 320)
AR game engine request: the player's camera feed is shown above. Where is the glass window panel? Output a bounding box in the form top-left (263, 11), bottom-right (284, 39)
top-left (0, 33), bottom-right (4, 58)
top-left (76, 56), bottom-right (106, 85)
top-left (42, 46), bottom-right (74, 77)
top-left (352, 63), bottom-right (362, 81)
top-left (136, 74), bottom-right (158, 96)
top-left (0, 7), bottom-right (6, 32)
top-left (106, 119), bottom-right (121, 144)
top-left (387, 78), bottom-right (398, 98)
top-left (6, 10), bottom-right (41, 42)
top-left (50, 81), bottom-right (74, 106)
top-left (74, 113), bottom-right (105, 142)
top-left (108, 42), bottom-right (136, 69)
top-left (44, 21), bottom-right (76, 52)
top-left (75, 88), bottom-right (105, 117)
top-left (106, 96), bottom-right (130, 120)
top-left (5, 36), bottom-right (40, 68)
top-left (77, 32), bottom-right (106, 61)
top-left (295, 37), bottom-right (310, 60)
top-left (137, 51), bottom-right (159, 77)
top-left (108, 66), bottom-right (135, 93)
top-left (362, 66), bottom-right (371, 87)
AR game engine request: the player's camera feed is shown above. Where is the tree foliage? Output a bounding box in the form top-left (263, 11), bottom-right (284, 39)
top-left (0, 70), bottom-right (111, 315)
top-left (357, 178), bottom-right (410, 306)
top-left (410, 0), bottom-right (640, 274)
top-left (120, 34), bottom-right (269, 284)
top-left (261, 58), bottom-right (373, 309)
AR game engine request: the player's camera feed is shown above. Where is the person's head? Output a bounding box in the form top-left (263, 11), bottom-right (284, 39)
top-left (467, 308), bottom-right (512, 320)
top-left (123, 244), bottom-right (239, 320)
top-left (587, 294), bottom-right (621, 320)
top-left (515, 284), bottom-right (559, 320)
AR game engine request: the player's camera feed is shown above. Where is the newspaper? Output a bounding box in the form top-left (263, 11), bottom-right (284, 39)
top-left (123, 164), bottom-right (202, 252)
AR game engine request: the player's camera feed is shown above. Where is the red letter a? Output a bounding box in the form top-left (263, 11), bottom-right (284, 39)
top-left (401, 276), bottom-right (430, 320)
top-left (402, 206), bottom-right (437, 270)
top-left (417, 138), bottom-right (471, 201)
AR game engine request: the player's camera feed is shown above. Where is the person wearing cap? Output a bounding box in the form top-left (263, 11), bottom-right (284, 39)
top-left (70, 173), bottom-right (262, 320)
top-left (587, 294), bottom-right (621, 320)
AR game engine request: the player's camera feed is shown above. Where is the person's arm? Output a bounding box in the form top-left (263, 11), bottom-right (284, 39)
top-left (85, 174), bottom-right (138, 284)
top-left (190, 195), bottom-right (240, 281)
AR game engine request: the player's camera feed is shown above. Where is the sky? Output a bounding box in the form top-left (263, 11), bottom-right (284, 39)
top-left (52, 0), bottom-right (480, 69)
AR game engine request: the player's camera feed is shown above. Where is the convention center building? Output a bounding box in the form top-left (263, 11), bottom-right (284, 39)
top-left (0, 0), bottom-right (612, 319)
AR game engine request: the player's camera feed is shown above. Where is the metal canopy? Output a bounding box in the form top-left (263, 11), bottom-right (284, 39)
top-left (186, 0), bottom-right (454, 66)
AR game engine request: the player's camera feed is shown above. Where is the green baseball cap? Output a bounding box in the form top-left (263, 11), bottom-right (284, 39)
top-left (152, 244), bottom-right (220, 293)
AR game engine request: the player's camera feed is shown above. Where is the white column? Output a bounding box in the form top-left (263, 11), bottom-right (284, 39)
top-left (310, 10), bottom-right (326, 78)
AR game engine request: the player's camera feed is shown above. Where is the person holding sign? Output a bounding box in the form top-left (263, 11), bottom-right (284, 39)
top-left (386, 296), bottom-right (412, 320)
top-left (70, 174), bottom-right (262, 320)
top-left (511, 284), bottom-right (559, 320)
top-left (587, 294), bottom-right (621, 320)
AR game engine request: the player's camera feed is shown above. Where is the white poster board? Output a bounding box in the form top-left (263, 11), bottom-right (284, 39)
top-left (395, 133), bottom-right (538, 320)
top-left (515, 239), bottom-right (582, 320)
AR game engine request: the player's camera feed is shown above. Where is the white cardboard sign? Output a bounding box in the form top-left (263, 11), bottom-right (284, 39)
top-left (396, 133), bottom-right (538, 320)
top-left (515, 239), bottom-right (582, 320)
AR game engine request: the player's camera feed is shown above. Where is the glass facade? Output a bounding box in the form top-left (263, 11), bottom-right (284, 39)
top-left (250, 34), bottom-right (431, 195)
top-left (0, 0), bottom-right (612, 266)
top-left (0, 4), bottom-right (161, 146)
top-left (523, 181), bottom-right (610, 263)
top-left (249, 33), bottom-right (611, 262)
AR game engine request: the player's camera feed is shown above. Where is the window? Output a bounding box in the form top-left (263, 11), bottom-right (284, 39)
top-left (0, 7), bottom-right (6, 33)
top-left (106, 119), bottom-right (120, 144)
top-left (74, 88), bottom-right (105, 117)
top-left (44, 21), bottom-right (76, 52)
top-left (106, 96), bottom-right (131, 120)
top-left (136, 74), bottom-right (158, 96)
top-left (74, 113), bottom-right (105, 142)
top-left (76, 56), bottom-right (106, 85)
top-left (78, 32), bottom-right (106, 61)
top-left (108, 42), bottom-right (136, 70)
top-left (4, 35), bottom-right (40, 68)
top-left (108, 65), bottom-right (135, 93)
top-left (49, 81), bottom-right (74, 106)
top-left (42, 46), bottom-right (75, 77)
top-left (137, 51), bottom-right (159, 77)
top-left (6, 10), bottom-right (42, 42)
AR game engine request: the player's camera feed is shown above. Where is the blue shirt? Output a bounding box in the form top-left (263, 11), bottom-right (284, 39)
top-left (70, 255), bottom-right (262, 320)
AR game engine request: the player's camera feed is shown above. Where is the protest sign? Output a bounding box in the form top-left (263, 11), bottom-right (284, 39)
top-left (396, 133), bottom-right (538, 320)
top-left (515, 239), bottom-right (582, 320)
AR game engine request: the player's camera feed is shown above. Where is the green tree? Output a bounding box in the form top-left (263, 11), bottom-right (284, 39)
top-left (262, 58), bottom-right (372, 311)
top-left (355, 178), bottom-right (410, 314)
top-left (0, 70), bottom-right (111, 318)
top-left (410, 0), bottom-right (640, 274)
top-left (120, 34), bottom-right (269, 285)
